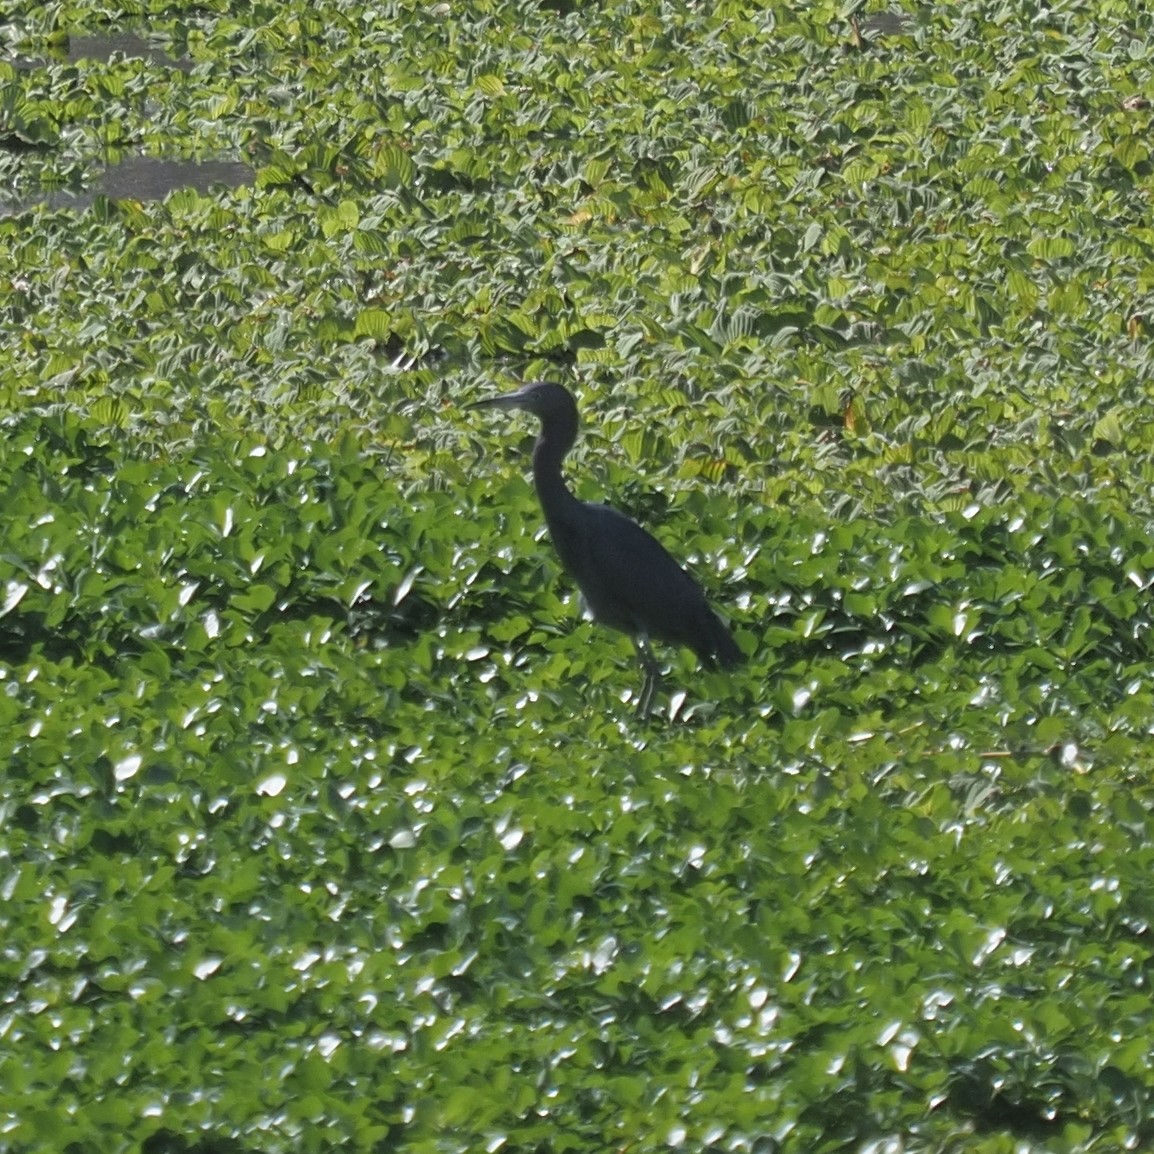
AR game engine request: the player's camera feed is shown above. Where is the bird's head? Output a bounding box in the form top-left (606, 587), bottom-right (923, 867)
top-left (468, 380), bottom-right (577, 421)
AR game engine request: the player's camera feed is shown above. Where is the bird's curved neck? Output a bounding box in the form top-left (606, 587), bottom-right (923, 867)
top-left (531, 418), bottom-right (580, 518)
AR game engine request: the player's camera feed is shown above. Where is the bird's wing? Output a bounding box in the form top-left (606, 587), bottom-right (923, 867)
top-left (564, 503), bottom-right (709, 636)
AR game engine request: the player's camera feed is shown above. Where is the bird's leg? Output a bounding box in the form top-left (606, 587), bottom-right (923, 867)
top-left (633, 636), bottom-right (661, 719)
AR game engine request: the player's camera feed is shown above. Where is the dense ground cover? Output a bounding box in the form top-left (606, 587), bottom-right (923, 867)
top-left (3, 1), bottom-right (1154, 1151)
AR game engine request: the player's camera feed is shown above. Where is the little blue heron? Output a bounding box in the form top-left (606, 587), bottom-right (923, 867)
top-left (470, 381), bottom-right (743, 716)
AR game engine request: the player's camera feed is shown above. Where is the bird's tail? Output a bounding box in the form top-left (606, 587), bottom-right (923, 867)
top-left (703, 613), bottom-right (744, 669)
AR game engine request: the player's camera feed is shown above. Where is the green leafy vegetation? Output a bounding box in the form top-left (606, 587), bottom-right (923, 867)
top-left (3, 1), bottom-right (1154, 1151)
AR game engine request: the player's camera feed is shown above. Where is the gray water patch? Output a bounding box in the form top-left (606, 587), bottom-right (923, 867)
top-left (862, 13), bottom-right (913, 36)
top-left (99, 156), bottom-right (252, 199)
top-left (1, 155), bottom-right (254, 215)
top-left (67, 32), bottom-right (193, 71)
top-left (7, 30), bottom-right (192, 72)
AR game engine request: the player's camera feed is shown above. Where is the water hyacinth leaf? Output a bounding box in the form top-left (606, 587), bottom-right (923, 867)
top-left (376, 143), bottom-right (417, 188)
top-left (354, 309), bottom-right (393, 340)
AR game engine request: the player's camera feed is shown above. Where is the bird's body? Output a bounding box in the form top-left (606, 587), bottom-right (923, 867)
top-left (547, 498), bottom-right (740, 666)
top-left (470, 381), bottom-right (742, 714)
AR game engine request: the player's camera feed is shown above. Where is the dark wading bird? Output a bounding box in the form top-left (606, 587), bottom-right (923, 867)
top-left (469, 381), bottom-right (744, 716)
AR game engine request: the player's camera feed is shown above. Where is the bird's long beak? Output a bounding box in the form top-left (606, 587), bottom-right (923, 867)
top-left (467, 385), bottom-right (530, 411)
